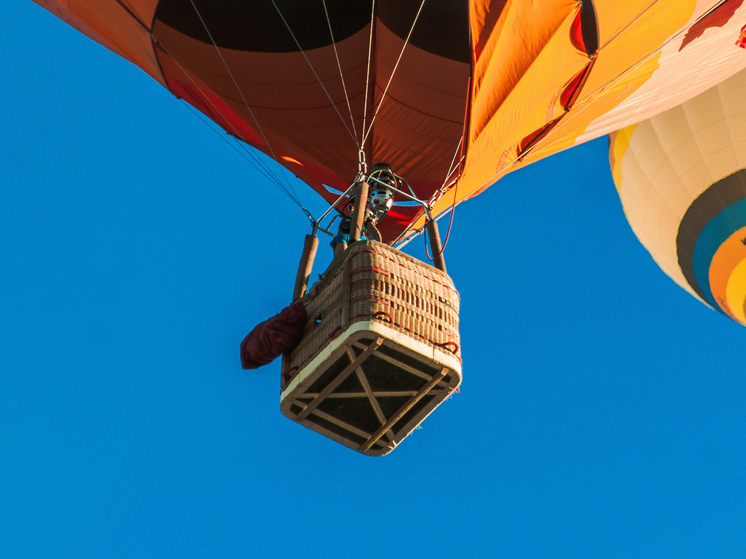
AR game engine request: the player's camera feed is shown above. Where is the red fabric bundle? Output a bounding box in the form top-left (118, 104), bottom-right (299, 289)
top-left (240, 302), bottom-right (307, 370)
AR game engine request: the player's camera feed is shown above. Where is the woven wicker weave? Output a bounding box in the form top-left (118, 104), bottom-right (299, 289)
top-left (280, 241), bottom-right (461, 455)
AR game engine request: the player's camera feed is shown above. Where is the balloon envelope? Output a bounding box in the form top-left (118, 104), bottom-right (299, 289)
top-left (31, 0), bottom-right (746, 241)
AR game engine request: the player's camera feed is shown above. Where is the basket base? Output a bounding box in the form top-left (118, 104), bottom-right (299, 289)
top-left (280, 321), bottom-right (462, 456)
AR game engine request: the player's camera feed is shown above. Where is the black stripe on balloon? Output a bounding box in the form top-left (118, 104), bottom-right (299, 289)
top-left (378, 0), bottom-right (471, 62)
top-left (580, 0), bottom-right (599, 55)
top-left (154, 0), bottom-right (470, 61)
top-left (676, 168), bottom-right (746, 302)
top-left (156, 0), bottom-right (370, 52)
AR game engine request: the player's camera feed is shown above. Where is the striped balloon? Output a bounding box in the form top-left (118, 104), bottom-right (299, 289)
top-left (610, 69), bottom-right (746, 326)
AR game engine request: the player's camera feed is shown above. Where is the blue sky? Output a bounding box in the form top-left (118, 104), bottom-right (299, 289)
top-left (2, 3), bottom-right (745, 557)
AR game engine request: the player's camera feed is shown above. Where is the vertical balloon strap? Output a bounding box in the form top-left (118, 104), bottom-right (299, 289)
top-left (351, 181), bottom-right (370, 242)
top-left (422, 75), bottom-right (470, 268)
top-left (292, 234), bottom-right (319, 301)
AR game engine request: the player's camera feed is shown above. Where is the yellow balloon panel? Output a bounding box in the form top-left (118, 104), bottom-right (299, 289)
top-left (726, 259), bottom-right (746, 325)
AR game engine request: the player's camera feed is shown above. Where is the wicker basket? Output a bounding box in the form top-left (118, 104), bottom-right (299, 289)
top-left (280, 241), bottom-right (461, 456)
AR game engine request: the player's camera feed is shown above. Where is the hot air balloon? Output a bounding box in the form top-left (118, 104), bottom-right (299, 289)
top-left (31, 0), bottom-right (746, 239)
top-left (29, 0), bottom-right (746, 453)
top-left (610, 67), bottom-right (746, 327)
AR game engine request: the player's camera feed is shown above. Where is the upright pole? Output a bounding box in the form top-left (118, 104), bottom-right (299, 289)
top-left (350, 181), bottom-right (370, 242)
top-left (292, 234), bottom-right (319, 301)
top-left (426, 219), bottom-right (447, 273)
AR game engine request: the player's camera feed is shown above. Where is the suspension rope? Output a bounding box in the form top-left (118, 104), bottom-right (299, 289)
top-left (160, 43), bottom-right (304, 207)
top-left (442, 137), bottom-right (464, 189)
top-left (188, 0), bottom-right (299, 200)
top-left (161, 45), bottom-right (284, 185)
top-left (179, 100), bottom-right (304, 206)
top-left (361, 0), bottom-right (376, 150)
top-left (271, 0), bottom-right (359, 148)
top-left (599, 0), bottom-right (660, 50)
top-left (429, 86), bottom-right (469, 208)
top-left (322, 0), bottom-right (359, 145)
top-left (423, 91), bottom-right (468, 262)
top-left (362, 0), bottom-right (426, 146)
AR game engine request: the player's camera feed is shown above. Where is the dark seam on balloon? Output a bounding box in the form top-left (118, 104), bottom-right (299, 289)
top-left (517, 117), bottom-right (563, 160)
top-left (108, 0), bottom-right (168, 86)
top-left (150, 42), bottom-right (170, 90)
top-left (113, 0), bottom-right (150, 31)
top-left (562, 56), bottom-right (596, 110)
top-left (360, 84), bottom-right (469, 124)
top-left (151, 0), bottom-right (169, 85)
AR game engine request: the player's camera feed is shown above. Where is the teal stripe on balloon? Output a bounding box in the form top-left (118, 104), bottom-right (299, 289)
top-left (692, 198), bottom-right (746, 309)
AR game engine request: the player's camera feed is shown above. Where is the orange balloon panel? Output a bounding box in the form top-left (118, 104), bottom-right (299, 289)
top-left (425, 0), bottom-right (746, 233)
top-left (710, 228), bottom-right (746, 325)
